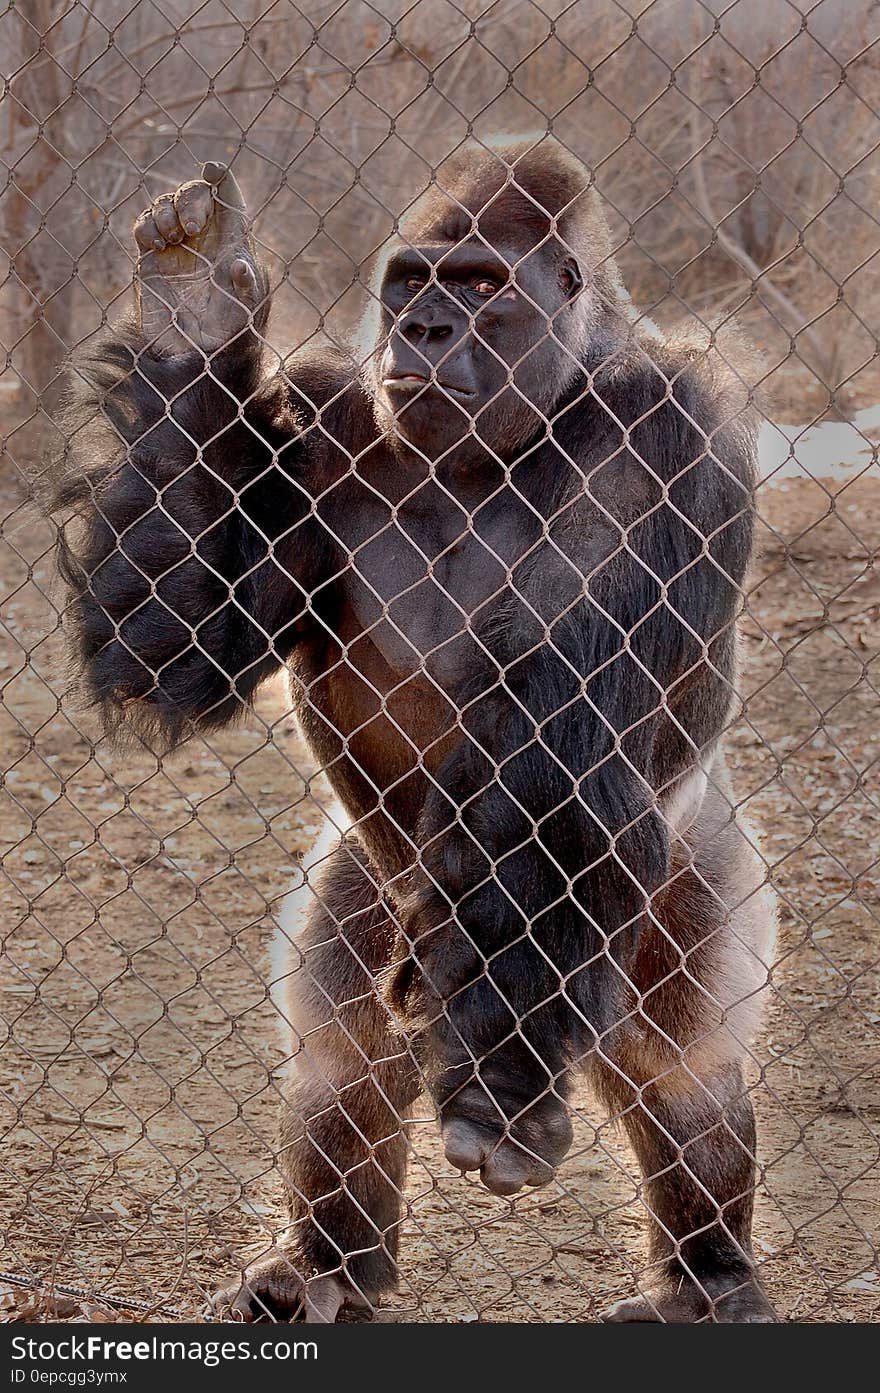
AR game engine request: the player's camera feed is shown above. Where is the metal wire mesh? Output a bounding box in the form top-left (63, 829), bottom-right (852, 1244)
top-left (1, 0), bottom-right (878, 1324)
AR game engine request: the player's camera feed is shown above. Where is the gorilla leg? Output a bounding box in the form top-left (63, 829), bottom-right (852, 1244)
top-left (592, 798), bottom-right (777, 1322)
top-left (215, 840), bottom-right (419, 1322)
top-left (594, 1054), bottom-right (774, 1322)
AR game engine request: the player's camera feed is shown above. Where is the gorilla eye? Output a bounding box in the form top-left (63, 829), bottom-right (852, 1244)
top-left (472, 278), bottom-right (500, 296)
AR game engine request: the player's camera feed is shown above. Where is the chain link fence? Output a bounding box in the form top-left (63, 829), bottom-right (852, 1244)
top-left (1, 0), bottom-right (878, 1324)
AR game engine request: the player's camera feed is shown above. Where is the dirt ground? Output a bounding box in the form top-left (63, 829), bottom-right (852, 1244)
top-left (0, 414), bottom-right (878, 1324)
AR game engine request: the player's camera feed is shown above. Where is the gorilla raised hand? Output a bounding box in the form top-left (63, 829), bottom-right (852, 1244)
top-left (54, 139), bottom-right (777, 1323)
top-left (133, 163), bottom-right (266, 355)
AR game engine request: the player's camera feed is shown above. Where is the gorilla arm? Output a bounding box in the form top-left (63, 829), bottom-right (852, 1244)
top-left (390, 346), bottom-right (756, 1176)
top-left (53, 167), bottom-right (334, 744)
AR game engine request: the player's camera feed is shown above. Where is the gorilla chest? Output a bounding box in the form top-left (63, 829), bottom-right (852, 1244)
top-left (338, 490), bottom-right (544, 687)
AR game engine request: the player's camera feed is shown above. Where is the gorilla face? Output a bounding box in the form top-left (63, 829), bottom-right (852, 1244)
top-left (376, 223), bottom-right (583, 460)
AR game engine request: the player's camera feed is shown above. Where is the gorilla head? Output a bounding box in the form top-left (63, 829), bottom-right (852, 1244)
top-left (368, 136), bottom-right (626, 461)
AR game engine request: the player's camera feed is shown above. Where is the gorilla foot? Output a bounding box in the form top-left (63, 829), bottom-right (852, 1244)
top-left (212, 1255), bottom-right (373, 1323)
top-left (441, 1085), bottom-right (573, 1196)
top-left (600, 1272), bottom-right (777, 1323)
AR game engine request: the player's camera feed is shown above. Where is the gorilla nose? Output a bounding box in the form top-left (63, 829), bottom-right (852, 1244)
top-left (400, 306), bottom-right (455, 347)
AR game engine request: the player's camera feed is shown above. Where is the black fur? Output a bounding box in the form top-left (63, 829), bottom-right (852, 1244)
top-left (53, 322), bottom-right (331, 742)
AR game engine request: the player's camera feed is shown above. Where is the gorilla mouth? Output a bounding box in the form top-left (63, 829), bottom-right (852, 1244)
top-left (384, 373), bottom-right (474, 399)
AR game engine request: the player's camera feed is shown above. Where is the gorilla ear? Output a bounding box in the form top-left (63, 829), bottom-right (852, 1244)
top-left (560, 255), bottom-right (583, 299)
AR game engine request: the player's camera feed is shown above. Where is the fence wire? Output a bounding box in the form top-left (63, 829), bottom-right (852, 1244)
top-left (1, 0), bottom-right (878, 1324)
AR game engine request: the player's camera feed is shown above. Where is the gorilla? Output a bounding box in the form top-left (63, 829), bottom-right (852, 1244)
top-left (53, 136), bottom-right (778, 1322)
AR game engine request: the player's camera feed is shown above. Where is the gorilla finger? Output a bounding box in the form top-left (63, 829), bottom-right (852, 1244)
top-left (442, 1117), bottom-right (493, 1172)
top-left (202, 161), bottom-right (249, 243)
top-left (173, 180), bottom-right (214, 238)
top-left (208, 1286), bottom-right (244, 1321)
top-left (224, 1284), bottom-right (266, 1322)
top-left (134, 210), bottom-right (164, 253)
top-left (234, 1290), bottom-right (268, 1322)
top-left (302, 1276), bottom-right (349, 1324)
top-left (230, 257), bottom-right (259, 301)
top-left (599, 1297), bottom-right (658, 1323)
top-left (152, 194), bottom-right (184, 244)
top-left (480, 1143), bottom-right (555, 1196)
top-left (202, 161), bottom-right (247, 210)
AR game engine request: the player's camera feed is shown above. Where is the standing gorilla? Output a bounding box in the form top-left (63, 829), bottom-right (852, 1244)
top-left (54, 137), bottom-right (777, 1322)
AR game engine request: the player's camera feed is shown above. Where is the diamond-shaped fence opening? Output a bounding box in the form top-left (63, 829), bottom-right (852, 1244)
top-left (0, 0), bottom-right (878, 1325)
